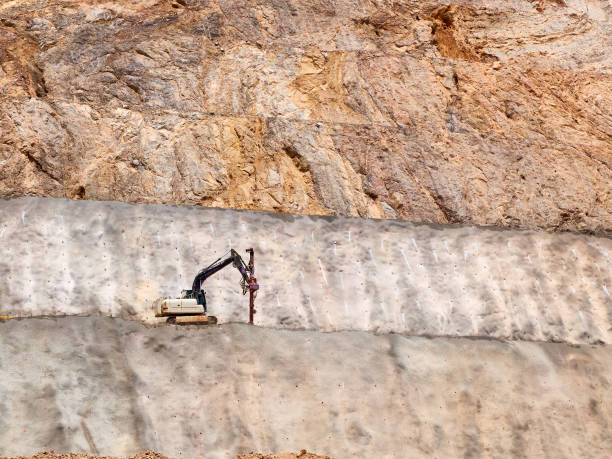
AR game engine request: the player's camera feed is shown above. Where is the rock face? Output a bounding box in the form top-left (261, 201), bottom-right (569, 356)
top-left (0, 0), bottom-right (611, 232)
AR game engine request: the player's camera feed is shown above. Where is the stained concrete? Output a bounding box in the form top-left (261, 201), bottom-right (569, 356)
top-left (0, 317), bottom-right (610, 458)
top-left (1, 197), bottom-right (611, 344)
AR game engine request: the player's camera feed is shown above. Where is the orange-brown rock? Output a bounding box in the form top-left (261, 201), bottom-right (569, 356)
top-left (238, 451), bottom-right (331, 459)
top-left (0, 0), bottom-right (610, 233)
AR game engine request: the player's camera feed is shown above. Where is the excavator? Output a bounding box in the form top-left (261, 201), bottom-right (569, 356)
top-left (155, 248), bottom-right (259, 325)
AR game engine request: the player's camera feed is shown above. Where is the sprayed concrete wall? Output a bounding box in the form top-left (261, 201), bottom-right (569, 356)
top-left (1, 197), bottom-right (611, 458)
top-left (0, 317), bottom-right (611, 458)
top-left (1, 197), bottom-right (611, 344)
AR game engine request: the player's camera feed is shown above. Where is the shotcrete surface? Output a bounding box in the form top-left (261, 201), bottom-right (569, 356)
top-left (1, 197), bottom-right (611, 344)
top-left (0, 317), bottom-right (610, 458)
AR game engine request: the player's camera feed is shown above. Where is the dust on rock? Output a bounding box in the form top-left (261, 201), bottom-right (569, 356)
top-left (10, 451), bottom-right (332, 459)
top-left (9, 452), bottom-right (170, 459)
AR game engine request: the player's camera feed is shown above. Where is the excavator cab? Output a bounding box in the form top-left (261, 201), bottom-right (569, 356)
top-left (181, 289), bottom-right (207, 310)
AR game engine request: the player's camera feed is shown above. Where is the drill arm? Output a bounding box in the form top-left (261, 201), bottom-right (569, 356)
top-left (183, 248), bottom-right (259, 321)
top-left (191, 249), bottom-right (251, 294)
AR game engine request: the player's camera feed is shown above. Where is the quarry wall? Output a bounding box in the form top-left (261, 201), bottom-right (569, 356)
top-left (1, 0), bottom-right (611, 456)
top-left (1, 196), bottom-right (611, 344)
top-left (1, 0), bottom-right (611, 233)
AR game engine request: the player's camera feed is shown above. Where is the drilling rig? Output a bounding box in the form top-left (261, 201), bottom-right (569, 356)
top-left (154, 248), bottom-right (259, 325)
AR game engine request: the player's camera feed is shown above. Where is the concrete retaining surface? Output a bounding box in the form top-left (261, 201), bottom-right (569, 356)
top-left (1, 197), bottom-right (611, 344)
top-left (1, 197), bottom-right (611, 457)
top-left (0, 317), bottom-right (610, 458)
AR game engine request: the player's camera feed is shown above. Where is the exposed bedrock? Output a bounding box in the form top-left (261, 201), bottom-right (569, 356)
top-left (0, 0), bottom-right (610, 233)
top-left (0, 317), bottom-right (610, 458)
top-left (1, 197), bottom-right (611, 344)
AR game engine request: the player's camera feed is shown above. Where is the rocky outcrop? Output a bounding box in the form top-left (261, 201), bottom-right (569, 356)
top-left (0, 0), bottom-right (610, 233)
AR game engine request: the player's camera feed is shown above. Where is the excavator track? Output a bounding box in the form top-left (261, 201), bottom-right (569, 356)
top-left (166, 315), bottom-right (218, 325)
